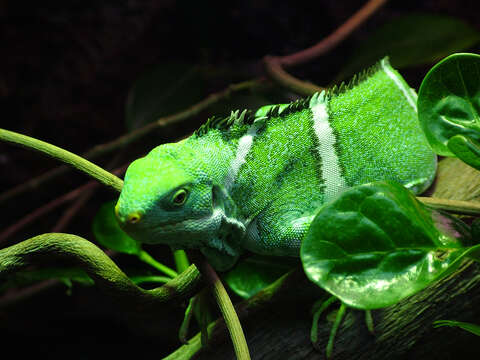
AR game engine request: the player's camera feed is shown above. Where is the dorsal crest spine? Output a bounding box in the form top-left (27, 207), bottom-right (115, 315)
top-left (193, 57), bottom-right (387, 137)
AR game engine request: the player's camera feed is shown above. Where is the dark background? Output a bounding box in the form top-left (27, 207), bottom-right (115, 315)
top-left (1, 1), bottom-right (480, 358)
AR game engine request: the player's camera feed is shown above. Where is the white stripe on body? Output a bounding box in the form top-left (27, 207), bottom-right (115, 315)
top-left (381, 58), bottom-right (418, 112)
top-left (309, 92), bottom-right (347, 202)
top-left (225, 121), bottom-right (262, 191)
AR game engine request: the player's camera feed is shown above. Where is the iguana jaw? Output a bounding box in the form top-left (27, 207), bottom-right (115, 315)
top-left (121, 208), bottom-right (226, 249)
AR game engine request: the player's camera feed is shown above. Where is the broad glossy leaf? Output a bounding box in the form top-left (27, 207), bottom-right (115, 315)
top-left (418, 53), bottom-right (480, 158)
top-left (125, 63), bottom-right (204, 130)
top-left (433, 320), bottom-right (480, 336)
top-left (337, 14), bottom-right (480, 81)
top-left (301, 181), bottom-right (475, 310)
top-left (224, 255), bottom-right (297, 298)
top-left (92, 201), bottom-right (141, 255)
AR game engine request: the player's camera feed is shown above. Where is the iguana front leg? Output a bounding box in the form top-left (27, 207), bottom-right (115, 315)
top-left (200, 215), bottom-right (245, 270)
top-left (244, 203), bottom-right (315, 257)
top-left (200, 186), bottom-right (246, 271)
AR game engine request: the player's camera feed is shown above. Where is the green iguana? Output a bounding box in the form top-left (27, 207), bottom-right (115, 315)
top-left (115, 58), bottom-right (437, 271)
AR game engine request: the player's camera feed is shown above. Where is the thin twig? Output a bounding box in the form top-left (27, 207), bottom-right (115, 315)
top-left (51, 152), bottom-right (124, 233)
top-left (0, 181), bottom-right (98, 244)
top-left (0, 129), bottom-right (123, 192)
top-left (264, 0), bottom-right (388, 94)
top-left (0, 79), bottom-right (263, 205)
top-left (263, 56), bottom-right (324, 96)
top-left (278, 0), bottom-right (388, 68)
top-left (0, 164), bottom-right (128, 245)
top-left (199, 260), bottom-right (251, 360)
top-left (51, 186), bottom-right (96, 232)
top-left (0, 279), bottom-right (59, 308)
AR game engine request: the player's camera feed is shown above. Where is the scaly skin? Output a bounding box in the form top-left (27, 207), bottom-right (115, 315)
top-left (115, 58), bottom-right (437, 270)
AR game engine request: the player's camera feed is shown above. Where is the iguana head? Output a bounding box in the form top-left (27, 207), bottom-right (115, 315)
top-left (115, 142), bottom-right (216, 249)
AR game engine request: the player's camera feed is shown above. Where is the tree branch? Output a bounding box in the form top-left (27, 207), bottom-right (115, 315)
top-left (0, 129), bottom-right (123, 193)
top-left (278, 0), bottom-right (388, 68)
top-left (0, 163), bottom-right (129, 245)
top-left (264, 0), bottom-right (388, 94)
top-left (0, 180), bottom-right (98, 244)
top-left (0, 79), bottom-right (262, 205)
top-left (263, 56), bottom-right (323, 96)
top-left (0, 233), bottom-right (202, 309)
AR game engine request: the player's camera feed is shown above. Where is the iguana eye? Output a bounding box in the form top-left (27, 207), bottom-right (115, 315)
top-left (172, 189), bottom-right (188, 205)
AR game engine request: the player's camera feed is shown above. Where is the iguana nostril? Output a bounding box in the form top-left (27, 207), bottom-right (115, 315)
top-left (126, 212), bottom-right (142, 224)
top-left (114, 202), bottom-right (141, 225)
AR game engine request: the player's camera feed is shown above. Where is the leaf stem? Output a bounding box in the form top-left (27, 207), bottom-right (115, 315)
top-left (311, 296), bottom-right (338, 343)
top-left (433, 320), bottom-right (480, 336)
top-left (326, 302), bottom-right (347, 359)
top-left (0, 128), bottom-right (123, 193)
top-left (179, 296), bottom-right (196, 343)
top-left (365, 310), bottom-right (374, 333)
top-left (137, 250), bottom-right (178, 278)
top-left (417, 196), bottom-right (480, 215)
top-left (163, 323), bottom-right (213, 360)
top-left (200, 261), bottom-right (251, 360)
top-left (173, 249), bottom-right (191, 273)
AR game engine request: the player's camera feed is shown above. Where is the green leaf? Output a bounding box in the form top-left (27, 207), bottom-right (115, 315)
top-left (92, 201), bottom-right (141, 255)
top-left (125, 63), bottom-right (204, 130)
top-left (418, 53), bottom-right (480, 158)
top-left (447, 134), bottom-right (480, 170)
top-left (337, 14), bottom-right (480, 81)
top-left (433, 320), bottom-right (480, 336)
top-left (301, 181), bottom-right (477, 310)
top-left (223, 255), bottom-right (297, 299)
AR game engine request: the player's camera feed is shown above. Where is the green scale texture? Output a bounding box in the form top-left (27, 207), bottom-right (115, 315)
top-left (329, 65), bottom-right (436, 192)
top-left (231, 108), bottom-right (326, 256)
top-left (231, 108), bottom-right (325, 219)
top-left (115, 58), bottom-right (437, 270)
